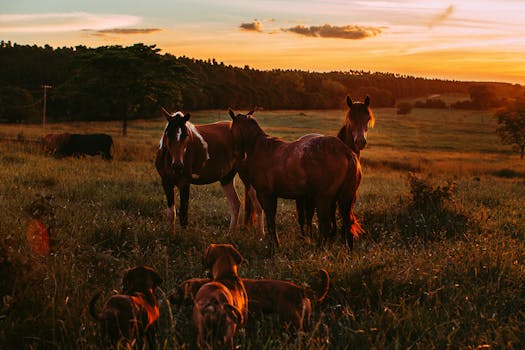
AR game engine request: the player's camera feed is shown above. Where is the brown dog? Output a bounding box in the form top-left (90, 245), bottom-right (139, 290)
top-left (172, 269), bottom-right (329, 332)
top-left (89, 266), bottom-right (162, 348)
top-left (193, 244), bottom-right (248, 349)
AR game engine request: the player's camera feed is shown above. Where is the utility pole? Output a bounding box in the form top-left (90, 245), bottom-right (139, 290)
top-left (42, 84), bottom-right (52, 128)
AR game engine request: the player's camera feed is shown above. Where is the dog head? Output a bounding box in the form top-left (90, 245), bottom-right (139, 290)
top-left (203, 244), bottom-right (245, 278)
top-left (199, 302), bottom-right (243, 349)
top-left (122, 266), bottom-right (162, 294)
top-left (170, 278), bottom-right (210, 306)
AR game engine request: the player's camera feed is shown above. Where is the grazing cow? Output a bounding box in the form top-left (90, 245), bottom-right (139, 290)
top-left (42, 133), bottom-right (71, 155)
top-left (43, 133), bottom-right (113, 160)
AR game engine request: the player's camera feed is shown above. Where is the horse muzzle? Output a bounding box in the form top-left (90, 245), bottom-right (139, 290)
top-left (355, 137), bottom-right (367, 150)
top-left (171, 161), bottom-right (184, 174)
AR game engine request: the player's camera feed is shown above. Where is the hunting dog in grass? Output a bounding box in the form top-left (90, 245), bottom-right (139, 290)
top-left (192, 244), bottom-right (248, 349)
top-left (172, 269), bottom-right (330, 332)
top-left (89, 266), bottom-right (162, 348)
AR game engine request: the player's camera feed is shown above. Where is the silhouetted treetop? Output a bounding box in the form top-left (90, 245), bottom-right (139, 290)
top-left (0, 42), bottom-right (523, 122)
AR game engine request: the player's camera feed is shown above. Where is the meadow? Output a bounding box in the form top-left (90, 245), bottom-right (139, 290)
top-left (0, 106), bottom-right (524, 349)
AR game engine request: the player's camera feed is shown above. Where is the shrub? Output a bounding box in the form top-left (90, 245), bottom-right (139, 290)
top-left (414, 98), bottom-right (448, 109)
top-left (396, 102), bottom-right (413, 115)
top-left (407, 173), bottom-right (455, 210)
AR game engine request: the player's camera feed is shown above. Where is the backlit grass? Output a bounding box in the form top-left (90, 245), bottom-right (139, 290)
top-left (0, 107), bottom-right (524, 349)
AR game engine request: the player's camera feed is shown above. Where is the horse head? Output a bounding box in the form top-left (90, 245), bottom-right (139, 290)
top-left (345, 96), bottom-right (375, 151)
top-left (228, 108), bottom-right (255, 160)
top-left (160, 107), bottom-right (191, 173)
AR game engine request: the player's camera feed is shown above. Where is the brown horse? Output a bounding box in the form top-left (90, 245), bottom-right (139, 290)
top-left (229, 109), bottom-right (362, 248)
top-left (297, 96), bottom-right (375, 244)
top-left (155, 109), bottom-right (261, 234)
top-left (337, 95), bottom-right (375, 157)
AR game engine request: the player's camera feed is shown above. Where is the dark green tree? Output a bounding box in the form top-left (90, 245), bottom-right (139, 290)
top-left (68, 44), bottom-right (185, 135)
top-left (496, 107), bottom-right (525, 159)
top-left (0, 86), bottom-right (37, 122)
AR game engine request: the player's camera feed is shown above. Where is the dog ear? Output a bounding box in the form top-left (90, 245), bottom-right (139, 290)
top-left (228, 245), bottom-right (245, 265)
top-left (224, 304), bottom-right (243, 325)
top-left (203, 244), bottom-right (217, 268)
top-left (149, 269), bottom-right (162, 288)
top-left (122, 267), bottom-right (136, 292)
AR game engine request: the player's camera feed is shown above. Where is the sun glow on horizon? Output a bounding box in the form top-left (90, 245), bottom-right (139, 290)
top-left (2, 0), bottom-right (525, 84)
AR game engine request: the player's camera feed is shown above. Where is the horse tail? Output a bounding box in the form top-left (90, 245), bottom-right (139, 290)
top-left (349, 213), bottom-right (365, 239)
top-left (88, 291), bottom-right (103, 321)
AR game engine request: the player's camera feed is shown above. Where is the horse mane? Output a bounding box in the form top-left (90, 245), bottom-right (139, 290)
top-left (345, 104), bottom-right (375, 128)
top-left (186, 121), bottom-right (210, 160)
top-left (242, 116), bottom-right (270, 140)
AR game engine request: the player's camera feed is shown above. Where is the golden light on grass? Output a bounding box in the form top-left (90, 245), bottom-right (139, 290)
top-left (26, 219), bottom-right (50, 256)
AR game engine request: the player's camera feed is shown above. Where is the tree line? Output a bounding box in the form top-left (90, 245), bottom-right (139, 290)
top-left (1, 41), bottom-right (524, 124)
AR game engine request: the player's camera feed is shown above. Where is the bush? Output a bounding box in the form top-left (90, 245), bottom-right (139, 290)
top-left (397, 102), bottom-right (413, 115)
top-left (407, 173), bottom-right (455, 210)
top-left (414, 98), bottom-right (447, 109)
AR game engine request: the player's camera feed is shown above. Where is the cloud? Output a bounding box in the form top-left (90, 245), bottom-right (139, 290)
top-left (240, 20), bottom-right (263, 32)
top-left (283, 24), bottom-right (382, 39)
top-left (90, 28), bottom-right (162, 36)
top-left (0, 12), bottom-right (140, 33)
top-left (428, 5), bottom-right (455, 28)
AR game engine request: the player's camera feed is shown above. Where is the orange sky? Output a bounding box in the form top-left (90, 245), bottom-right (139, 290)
top-left (2, 0), bottom-right (525, 84)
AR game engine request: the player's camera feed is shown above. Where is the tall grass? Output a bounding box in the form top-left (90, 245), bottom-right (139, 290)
top-left (0, 108), bottom-right (524, 349)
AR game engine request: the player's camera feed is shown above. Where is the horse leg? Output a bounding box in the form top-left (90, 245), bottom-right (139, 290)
top-left (339, 195), bottom-right (363, 250)
top-left (179, 184), bottom-right (190, 228)
top-left (295, 198), bottom-right (306, 236)
top-left (315, 197), bottom-right (332, 247)
top-left (339, 200), bottom-right (352, 249)
top-left (329, 200), bottom-right (337, 240)
top-left (161, 178), bottom-right (176, 234)
top-left (257, 193), bottom-right (279, 247)
top-left (247, 186), bottom-right (264, 235)
top-left (244, 186), bottom-right (254, 226)
top-left (305, 197), bottom-right (315, 239)
top-left (221, 180), bottom-right (241, 232)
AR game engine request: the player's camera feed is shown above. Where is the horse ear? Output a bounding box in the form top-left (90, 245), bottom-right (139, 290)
top-left (364, 96), bottom-right (370, 107)
top-left (228, 108), bottom-right (236, 120)
top-left (183, 113), bottom-right (191, 122)
top-left (161, 106), bottom-right (172, 121)
top-left (346, 96), bottom-right (353, 108)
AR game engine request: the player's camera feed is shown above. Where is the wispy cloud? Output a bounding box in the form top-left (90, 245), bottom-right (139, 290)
top-left (428, 5), bottom-right (455, 28)
top-left (88, 28), bottom-right (162, 37)
top-left (282, 24), bottom-right (383, 39)
top-left (240, 20), bottom-right (263, 32)
top-left (0, 12), bottom-right (140, 33)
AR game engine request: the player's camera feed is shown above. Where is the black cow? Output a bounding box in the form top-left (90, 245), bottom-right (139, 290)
top-left (43, 133), bottom-right (113, 160)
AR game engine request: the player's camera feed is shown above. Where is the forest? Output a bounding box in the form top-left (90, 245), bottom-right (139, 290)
top-left (1, 41), bottom-right (524, 124)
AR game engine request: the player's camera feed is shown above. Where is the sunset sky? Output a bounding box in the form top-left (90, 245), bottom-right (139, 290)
top-left (2, 0), bottom-right (525, 84)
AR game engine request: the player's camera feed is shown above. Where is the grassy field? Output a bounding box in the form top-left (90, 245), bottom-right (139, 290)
top-left (0, 107), bottom-right (524, 349)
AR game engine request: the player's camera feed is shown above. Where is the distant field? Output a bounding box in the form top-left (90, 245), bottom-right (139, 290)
top-left (0, 107), bottom-right (524, 349)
